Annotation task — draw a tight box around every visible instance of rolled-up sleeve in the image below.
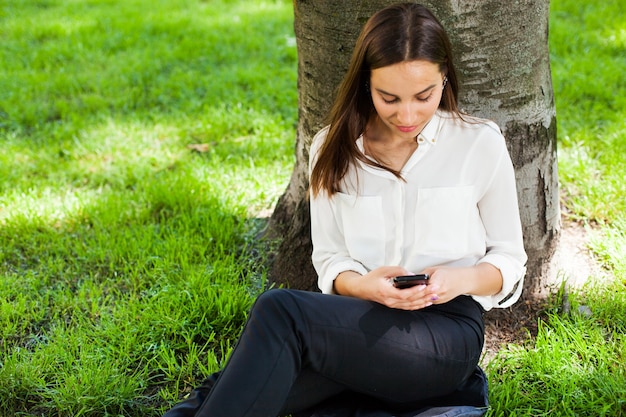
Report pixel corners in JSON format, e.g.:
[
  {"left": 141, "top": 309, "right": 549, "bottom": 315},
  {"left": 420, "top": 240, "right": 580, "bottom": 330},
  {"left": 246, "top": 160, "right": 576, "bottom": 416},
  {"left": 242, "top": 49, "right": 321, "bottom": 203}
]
[
  {"left": 310, "top": 192, "right": 369, "bottom": 293},
  {"left": 474, "top": 137, "right": 527, "bottom": 310}
]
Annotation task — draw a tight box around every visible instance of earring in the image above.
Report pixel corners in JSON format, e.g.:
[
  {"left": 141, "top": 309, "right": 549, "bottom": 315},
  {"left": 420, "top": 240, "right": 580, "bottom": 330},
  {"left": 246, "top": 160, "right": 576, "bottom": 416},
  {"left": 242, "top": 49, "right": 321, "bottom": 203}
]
[{"left": 442, "top": 76, "right": 448, "bottom": 89}]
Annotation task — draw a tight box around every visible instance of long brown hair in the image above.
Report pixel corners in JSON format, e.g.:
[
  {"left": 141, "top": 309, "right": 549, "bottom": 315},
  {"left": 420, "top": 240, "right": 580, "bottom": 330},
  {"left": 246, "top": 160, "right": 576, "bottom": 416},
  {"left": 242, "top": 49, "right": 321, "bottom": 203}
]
[{"left": 310, "top": 3, "right": 461, "bottom": 196}]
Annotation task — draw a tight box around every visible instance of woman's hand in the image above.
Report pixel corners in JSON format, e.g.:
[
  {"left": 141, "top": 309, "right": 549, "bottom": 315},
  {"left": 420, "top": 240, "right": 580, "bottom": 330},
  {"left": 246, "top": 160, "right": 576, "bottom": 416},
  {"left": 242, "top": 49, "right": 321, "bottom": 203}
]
[
  {"left": 334, "top": 263, "right": 503, "bottom": 309},
  {"left": 422, "top": 263, "right": 503, "bottom": 305},
  {"left": 334, "top": 266, "right": 440, "bottom": 310}
]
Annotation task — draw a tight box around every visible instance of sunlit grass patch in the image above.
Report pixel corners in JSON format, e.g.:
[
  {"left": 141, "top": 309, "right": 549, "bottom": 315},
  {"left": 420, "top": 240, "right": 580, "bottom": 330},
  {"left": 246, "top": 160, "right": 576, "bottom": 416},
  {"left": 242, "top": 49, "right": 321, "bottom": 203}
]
[
  {"left": 588, "top": 220, "right": 626, "bottom": 279},
  {"left": 550, "top": 0, "right": 626, "bottom": 224},
  {"left": 487, "top": 279, "right": 626, "bottom": 416}
]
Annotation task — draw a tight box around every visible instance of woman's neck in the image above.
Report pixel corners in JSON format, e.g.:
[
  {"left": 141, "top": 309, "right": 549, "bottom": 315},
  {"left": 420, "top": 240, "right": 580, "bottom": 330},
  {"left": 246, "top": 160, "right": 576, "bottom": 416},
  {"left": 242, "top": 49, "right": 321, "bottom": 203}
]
[{"left": 363, "top": 118, "right": 419, "bottom": 171}]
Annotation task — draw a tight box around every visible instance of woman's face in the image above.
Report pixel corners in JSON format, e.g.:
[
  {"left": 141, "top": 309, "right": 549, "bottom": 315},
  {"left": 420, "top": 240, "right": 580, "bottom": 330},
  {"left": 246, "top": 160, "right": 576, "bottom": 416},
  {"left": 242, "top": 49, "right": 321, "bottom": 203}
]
[{"left": 369, "top": 60, "right": 445, "bottom": 140}]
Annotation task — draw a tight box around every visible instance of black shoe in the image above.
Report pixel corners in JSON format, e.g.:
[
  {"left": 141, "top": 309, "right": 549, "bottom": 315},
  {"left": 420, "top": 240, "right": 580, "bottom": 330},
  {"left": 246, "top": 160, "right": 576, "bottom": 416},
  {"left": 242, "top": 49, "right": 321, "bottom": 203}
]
[{"left": 162, "top": 373, "right": 220, "bottom": 417}]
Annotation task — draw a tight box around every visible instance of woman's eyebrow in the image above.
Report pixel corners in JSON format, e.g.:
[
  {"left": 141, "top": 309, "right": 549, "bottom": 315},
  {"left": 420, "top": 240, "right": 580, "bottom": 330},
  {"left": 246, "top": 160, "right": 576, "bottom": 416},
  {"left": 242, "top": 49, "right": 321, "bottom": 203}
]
[{"left": 375, "top": 84, "right": 437, "bottom": 97}]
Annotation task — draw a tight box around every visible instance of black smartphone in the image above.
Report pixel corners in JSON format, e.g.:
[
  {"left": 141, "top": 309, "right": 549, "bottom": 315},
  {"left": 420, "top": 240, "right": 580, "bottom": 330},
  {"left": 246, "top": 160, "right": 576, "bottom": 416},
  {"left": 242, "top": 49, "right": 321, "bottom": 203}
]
[{"left": 392, "top": 274, "right": 430, "bottom": 289}]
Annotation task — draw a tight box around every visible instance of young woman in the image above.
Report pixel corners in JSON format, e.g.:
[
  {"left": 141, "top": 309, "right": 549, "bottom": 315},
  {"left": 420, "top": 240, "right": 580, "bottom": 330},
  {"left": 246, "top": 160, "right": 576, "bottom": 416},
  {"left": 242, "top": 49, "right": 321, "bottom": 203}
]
[{"left": 163, "top": 3, "right": 526, "bottom": 416}]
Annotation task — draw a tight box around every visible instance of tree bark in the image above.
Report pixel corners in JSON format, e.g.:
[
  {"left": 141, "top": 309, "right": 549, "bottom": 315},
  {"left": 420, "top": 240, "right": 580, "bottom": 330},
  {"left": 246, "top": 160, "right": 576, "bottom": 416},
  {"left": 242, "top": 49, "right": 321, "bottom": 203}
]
[{"left": 267, "top": 0, "right": 559, "bottom": 297}]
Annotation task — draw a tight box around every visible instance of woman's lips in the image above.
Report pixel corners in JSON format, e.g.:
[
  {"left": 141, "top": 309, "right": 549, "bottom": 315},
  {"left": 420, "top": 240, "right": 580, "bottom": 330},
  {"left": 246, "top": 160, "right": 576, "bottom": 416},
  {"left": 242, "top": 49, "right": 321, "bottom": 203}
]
[{"left": 397, "top": 125, "right": 417, "bottom": 133}]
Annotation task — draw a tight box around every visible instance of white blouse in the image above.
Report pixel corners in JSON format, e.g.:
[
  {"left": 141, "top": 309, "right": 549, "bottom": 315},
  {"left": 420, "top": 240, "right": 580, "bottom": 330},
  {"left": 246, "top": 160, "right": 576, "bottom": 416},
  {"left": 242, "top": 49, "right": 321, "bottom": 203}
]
[{"left": 309, "top": 111, "right": 527, "bottom": 311}]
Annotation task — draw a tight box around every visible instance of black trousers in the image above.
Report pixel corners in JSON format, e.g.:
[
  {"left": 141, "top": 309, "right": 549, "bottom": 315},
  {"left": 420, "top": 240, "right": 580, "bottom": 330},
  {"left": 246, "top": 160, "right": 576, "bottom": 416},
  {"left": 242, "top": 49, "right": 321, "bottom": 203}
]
[{"left": 191, "top": 289, "right": 485, "bottom": 417}]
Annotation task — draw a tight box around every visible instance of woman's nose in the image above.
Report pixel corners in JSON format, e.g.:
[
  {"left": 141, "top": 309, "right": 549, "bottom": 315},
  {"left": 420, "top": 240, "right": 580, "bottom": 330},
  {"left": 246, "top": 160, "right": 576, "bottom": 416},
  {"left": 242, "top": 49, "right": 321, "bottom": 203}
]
[{"left": 397, "top": 103, "right": 417, "bottom": 125}]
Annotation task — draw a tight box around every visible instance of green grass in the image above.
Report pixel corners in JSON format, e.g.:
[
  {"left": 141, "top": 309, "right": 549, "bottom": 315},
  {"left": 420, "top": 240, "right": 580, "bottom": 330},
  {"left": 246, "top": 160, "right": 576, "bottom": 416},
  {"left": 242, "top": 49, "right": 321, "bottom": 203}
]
[
  {"left": 487, "top": 281, "right": 626, "bottom": 416},
  {"left": 549, "top": 0, "right": 626, "bottom": 224},
  {"left": 0, "top": 0, "right": 624, "bottom": 416},
  {"left": 0, "top": 0, "right": 296, "bottom": 415}
]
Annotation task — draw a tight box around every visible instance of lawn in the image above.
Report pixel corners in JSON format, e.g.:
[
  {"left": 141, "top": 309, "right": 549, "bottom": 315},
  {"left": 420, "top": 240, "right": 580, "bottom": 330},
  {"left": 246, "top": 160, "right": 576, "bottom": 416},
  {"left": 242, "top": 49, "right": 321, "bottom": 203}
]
[{"left": 0, "top": 0, "right": 624, "bottom": 416}]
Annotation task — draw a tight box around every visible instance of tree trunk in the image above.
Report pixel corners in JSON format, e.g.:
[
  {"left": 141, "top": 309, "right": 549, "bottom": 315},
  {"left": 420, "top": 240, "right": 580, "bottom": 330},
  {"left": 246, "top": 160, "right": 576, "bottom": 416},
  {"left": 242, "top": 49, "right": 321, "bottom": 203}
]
[{"left": 267, "top": 0, "right": 559, "bottom": 297}]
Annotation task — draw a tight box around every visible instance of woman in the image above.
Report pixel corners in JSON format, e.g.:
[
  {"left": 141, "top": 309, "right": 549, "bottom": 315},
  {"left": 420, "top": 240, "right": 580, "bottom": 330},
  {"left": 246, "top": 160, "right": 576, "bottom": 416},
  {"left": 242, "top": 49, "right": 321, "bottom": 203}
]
[{"left": 163, "top": 3, "right": 526, "bottom": 417}]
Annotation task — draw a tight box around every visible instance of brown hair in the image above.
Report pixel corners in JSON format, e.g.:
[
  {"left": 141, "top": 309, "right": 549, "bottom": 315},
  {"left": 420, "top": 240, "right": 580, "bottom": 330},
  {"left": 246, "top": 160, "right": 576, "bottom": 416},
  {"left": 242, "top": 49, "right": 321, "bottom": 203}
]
[{"left": 310, "top": 3, "right": 460, "bottom": 196}]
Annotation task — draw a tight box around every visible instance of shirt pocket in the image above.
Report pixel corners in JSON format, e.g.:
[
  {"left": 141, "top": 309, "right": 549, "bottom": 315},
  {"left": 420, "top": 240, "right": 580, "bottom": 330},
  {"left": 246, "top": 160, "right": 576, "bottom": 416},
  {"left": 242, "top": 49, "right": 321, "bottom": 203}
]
[
  {"left": 414, "top": 186, "right": 476, "bottom": 257},
  {"left": 336, "top": 192, "right": 386, "bottom": 267}
]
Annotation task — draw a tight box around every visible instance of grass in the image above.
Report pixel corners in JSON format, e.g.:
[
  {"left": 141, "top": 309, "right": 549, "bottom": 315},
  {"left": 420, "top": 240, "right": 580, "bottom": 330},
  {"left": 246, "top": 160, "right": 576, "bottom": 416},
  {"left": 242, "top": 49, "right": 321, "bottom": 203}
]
[
  {"left": 487, "top": 280, "right": 626, "bottom": 416},
  {"left": 0, "top": 0, "right": 624, "bottom": 416},
  {"left": 0, "top": 0, "right": 296, "bottom": 415},
  {"left": 549, "top": 0, "right": 626, "bottom": 224}
]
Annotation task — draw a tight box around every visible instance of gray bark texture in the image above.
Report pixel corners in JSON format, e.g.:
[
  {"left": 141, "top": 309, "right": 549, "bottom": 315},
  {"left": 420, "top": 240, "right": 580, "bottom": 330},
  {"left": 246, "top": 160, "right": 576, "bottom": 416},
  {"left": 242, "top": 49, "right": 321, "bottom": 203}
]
[{"left": 267, "top": 0, "right": 559, "bottom": 298}]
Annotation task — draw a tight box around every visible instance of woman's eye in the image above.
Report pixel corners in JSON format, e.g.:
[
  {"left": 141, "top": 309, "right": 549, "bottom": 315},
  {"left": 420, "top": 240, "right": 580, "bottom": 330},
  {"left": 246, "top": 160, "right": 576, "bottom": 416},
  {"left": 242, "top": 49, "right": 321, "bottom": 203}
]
[
  {"left": 382, "top": 96, "right": 398, "bottom": 104},
  {"left": 417, "top": 93, "right": 434, "bottom": 102}
]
